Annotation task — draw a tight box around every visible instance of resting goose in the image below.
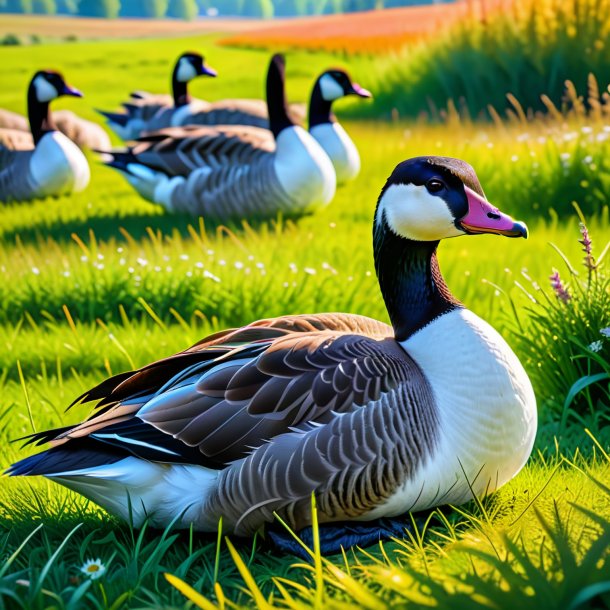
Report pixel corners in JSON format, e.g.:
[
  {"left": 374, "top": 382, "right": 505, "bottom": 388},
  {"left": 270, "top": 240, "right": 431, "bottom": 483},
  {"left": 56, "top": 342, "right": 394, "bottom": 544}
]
[
  {"left": 185, "top": 68, "right": 370, "bottom": 185},
  {"left": 101, "top": 54, "right": 336, "bottom": 220},
  {"left": 0, "top": 70, "right": 90, "bottom": 203},
  {"left": 0, "top": 107, "right": 110, "bottom": 151},
  {"left": 10, "top": 156, "right": 536, "bottom": 554},
  {"left": 97, "top": 51, "right": 218, "bottom": 140}
]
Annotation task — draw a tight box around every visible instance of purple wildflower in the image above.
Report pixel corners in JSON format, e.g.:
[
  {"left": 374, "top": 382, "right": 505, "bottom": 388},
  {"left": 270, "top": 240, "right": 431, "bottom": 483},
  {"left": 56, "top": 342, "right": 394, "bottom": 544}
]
[
  {"left": 579, "top": 222, "right": 596, "bottom": 271},
  {"left": 549, "top": 270, "right": 571, "bottom": 303}
]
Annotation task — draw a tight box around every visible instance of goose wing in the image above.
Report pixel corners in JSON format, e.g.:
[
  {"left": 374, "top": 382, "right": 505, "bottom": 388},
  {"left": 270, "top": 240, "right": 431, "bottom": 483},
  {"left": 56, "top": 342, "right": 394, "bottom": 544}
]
[
  {"left": 0, "top": 109, "right": 29, "bottom": 132},
  {"left": 186, "top": 100, "right": 306, "bottom": 130},
  {"left": 17, "top": 313, "right": 398, "bottom": 463},
  {"left": 128, "top": 124, "right": 276, "bottom": 176},
  {"left": 0, "top": 128, "right": 33, "bottom": 155},
  {"left": 52, "top": 110, "right": 111, "bottom": 150}
]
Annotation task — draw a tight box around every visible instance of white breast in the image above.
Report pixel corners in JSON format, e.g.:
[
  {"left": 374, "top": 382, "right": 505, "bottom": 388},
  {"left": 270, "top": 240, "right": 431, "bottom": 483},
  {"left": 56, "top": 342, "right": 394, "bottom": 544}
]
[
  {"left": 366, "top": 308, "right": 537, "bottom": 519},
  {"left": 30, "top": 132, "right": 90, "bottom": 196},
  {"left": 273, "top": 126, "right": 336, "bottom": 211},
  {"left": 309, "top": 122, "right": 360, "bottom": 184}
]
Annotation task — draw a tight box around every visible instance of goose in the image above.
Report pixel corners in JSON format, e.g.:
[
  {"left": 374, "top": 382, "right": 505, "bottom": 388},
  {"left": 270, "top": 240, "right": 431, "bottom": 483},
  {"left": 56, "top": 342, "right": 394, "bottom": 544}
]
[
  {"left": 101, "top": 54, "right": 336, "bottom": 220},
  {"left": 0, "top": 70, "right": 90, "bottom": 203},
  {"left": 0, "top": 106, "right": 110, "bottom": 151},
  {"left": 9, "top": 156, "right": 537, "bottom": 554},
  {"left": 97, "top": 51, "right": 218, "bottom": 141},
  {"left": 183, "top": 68, "right": 371, "bottom": 185}
]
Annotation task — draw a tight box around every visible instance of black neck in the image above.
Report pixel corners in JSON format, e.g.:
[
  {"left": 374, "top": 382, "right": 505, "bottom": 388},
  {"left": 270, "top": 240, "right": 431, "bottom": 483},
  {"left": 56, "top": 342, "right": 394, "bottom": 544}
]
[
  {"left": 374, "top": 217, "right": 461, "bottom": 341},
  {"left": 308, "top": 79, "right": 336, "bottom": 128},
  {"left": 266, "top": 56, "right": 293, "bottom": 138},
  {"left": 27, "top": 86, "right": 55, "bottom": 145},
  {"left": 171, "top": 66, "right": 190, "bottom": 107}
]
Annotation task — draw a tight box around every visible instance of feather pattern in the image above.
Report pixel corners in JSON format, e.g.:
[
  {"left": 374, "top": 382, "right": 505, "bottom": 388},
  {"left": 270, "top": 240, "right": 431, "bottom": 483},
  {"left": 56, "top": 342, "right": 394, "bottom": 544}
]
[{"left": 9, "top": 313, "right": 440, "bottom": 533}]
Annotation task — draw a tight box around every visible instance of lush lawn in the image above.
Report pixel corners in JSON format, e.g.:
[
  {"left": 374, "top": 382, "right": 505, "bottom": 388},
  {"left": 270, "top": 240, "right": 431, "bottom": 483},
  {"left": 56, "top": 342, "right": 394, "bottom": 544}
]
[{"left": 0, "top": 33, "right": 609, "bottom": 609}]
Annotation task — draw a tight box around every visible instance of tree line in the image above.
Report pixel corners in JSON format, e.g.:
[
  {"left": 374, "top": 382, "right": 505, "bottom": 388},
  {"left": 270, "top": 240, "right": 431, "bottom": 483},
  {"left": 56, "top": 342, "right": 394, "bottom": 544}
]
[{"left": 0, "top": 0, "right": 450, "bottom": 19}]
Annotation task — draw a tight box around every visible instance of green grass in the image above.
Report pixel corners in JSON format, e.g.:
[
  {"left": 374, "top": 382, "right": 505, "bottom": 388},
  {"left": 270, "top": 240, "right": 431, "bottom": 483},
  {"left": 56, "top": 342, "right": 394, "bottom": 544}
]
[
  {"left": 1, "top": 33, "right": 609, "bottom": 609},
  {"left": 360, "top": 0, "right": 610, "bottom": 121}
]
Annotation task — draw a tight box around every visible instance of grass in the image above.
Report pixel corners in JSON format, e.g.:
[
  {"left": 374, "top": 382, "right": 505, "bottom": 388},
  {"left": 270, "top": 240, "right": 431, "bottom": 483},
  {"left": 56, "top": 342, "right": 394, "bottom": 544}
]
[
  {"left": 1, "top": 31, "right": 609, "bottom": 609},
  {"left": 357, "top": 0, "right": 610, "bottom": 120}
]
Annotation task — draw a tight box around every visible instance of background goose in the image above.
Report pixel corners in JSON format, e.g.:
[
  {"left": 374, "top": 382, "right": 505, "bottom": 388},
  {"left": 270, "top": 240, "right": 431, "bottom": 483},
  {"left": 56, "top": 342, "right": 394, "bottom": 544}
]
[
  {"left": 97, "top": 52, "right": 218, "bottom": 141},
  {"left": 184, "top": 68, "right": 371, "bottom": 184},
  {"left": 101, "top": 54, "right": 336, "bottom": 220},
  {"left": 9, "top": 156, "right": 536, "bottom": 554},
  {"left": 0, "top": 70, "right": 90, "bottom": 203},
  {"left": 0, "top": 106, "right": 110, "bottom": 151}
]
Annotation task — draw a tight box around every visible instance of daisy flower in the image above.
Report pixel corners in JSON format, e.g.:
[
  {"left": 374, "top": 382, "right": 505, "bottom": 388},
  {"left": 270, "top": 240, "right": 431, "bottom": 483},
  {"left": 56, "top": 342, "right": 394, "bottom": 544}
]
[{"left": 80, "top": 559, "right": 106, "bottom": 580}]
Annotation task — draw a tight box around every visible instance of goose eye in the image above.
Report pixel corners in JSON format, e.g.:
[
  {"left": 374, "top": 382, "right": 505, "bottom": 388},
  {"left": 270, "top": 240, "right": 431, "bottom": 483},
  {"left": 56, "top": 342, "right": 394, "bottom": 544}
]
[{"left": 426, "top": 179, "right": 444, "bottom": 194}]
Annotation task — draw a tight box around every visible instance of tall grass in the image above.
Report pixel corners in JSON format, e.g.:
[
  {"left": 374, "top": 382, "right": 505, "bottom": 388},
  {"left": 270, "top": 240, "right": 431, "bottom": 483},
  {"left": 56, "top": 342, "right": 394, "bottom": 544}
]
[{"left": 364, "top": 0, "right": 610, "bottom": 120}]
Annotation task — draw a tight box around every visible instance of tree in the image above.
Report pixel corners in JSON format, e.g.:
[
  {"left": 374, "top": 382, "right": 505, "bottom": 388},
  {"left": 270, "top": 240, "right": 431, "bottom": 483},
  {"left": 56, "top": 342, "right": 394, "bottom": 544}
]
[
  {"left": 56, "top": 0, "right": 77, "bottom": 13},
  {"left": 167, "top": 0, "right": 197, "bottom": 19},
  {"left": 120, "top": 0, "right": 168, "bottom": 17},
  {"left": 241, "top": 0, "right": 271, "bottom": 16},
  {"left": 5, "top": 0, "right": 33, "bottom": 12},
  {"left": 32, "top": 0, "right": 56, "bottom": 12},
  {"left": 77, "top": 0, "right": 120, "bottom": 17}
]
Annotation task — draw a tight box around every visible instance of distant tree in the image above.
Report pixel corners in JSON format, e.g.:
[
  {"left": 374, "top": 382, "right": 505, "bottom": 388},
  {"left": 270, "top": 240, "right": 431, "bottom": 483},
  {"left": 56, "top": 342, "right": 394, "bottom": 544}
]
[
  {"left": 77, "top": 0, "right": 120, "bottom": 17},
  {"left": 32, "top": 0, "right": 56, "bottom": 13},
  {"left": 274, "top": 0, "right": 305, "bottom": 16},
  {"left": 120, "top": 0, "right": 168, "bottom": 17},
  {"left": 56, "top": 0, "right": 77, "bottom": 12},
  {"left": 5, "top": 0, "right": 33, "bottom": 12},
  {"left": 242, "top": 0, "right": 271, "bottom": 16},
  {"left": 214, "top": 0, "right": 242, "bottom": 15},
  {"left": 167, "top": 0, "right": 197, "bottom": 19}
]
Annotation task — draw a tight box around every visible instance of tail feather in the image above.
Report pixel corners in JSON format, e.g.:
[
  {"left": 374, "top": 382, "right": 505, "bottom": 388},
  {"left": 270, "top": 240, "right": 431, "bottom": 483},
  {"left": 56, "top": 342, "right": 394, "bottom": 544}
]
[
  {"left": 7, "top": 444, "right": 121, "bottom": 477},
  {"left": 96, "top": 109, "right": 130, "bottom": 127}
]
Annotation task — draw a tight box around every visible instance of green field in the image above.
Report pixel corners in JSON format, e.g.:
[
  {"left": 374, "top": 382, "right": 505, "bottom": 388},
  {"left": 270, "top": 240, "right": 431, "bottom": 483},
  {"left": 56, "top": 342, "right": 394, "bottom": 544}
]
[{"left": 1, "top": 33, "right": 610, "bottom": 609}]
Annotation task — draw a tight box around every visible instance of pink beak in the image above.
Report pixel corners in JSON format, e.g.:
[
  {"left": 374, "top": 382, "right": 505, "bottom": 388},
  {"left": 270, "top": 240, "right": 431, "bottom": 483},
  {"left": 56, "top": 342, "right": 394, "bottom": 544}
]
[
  {"left": 460, "top": 187, "right": 528, "bottom": 238},
  {"left": 350, "top": 83, "right": 372, "bottom": 98}
]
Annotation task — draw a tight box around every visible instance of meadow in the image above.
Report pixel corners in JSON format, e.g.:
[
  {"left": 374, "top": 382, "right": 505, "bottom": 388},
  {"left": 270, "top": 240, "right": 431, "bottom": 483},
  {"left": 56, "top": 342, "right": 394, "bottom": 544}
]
[{"left": 0, "top": 21, "right": 609, "bottom": 610}]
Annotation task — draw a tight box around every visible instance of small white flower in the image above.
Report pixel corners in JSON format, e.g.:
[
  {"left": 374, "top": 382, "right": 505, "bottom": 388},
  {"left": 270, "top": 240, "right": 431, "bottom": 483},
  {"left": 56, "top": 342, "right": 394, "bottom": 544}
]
[
  {"left": 234, "top": 261, "right": 244, "bottom": 269},
  {"left": 31, "top": 267, "right": 40, "bottom": 275},
  {"left": 79, "top": 559, "right": 106, "bottom": 580},
  {"left": 179, "top": 254, "right": 189, "bottom": 261},
  {"left": 304, "top": 267, "right": 316, "bottom": 275},
  {"left": 588, "top": 340, "right": 603, "bottom": 353},
  {"left": 203, "top": 270, "right": 220, "bottom": 283},
  {"left": 136, "top": 257, "right": 148, "bottom": 267}
]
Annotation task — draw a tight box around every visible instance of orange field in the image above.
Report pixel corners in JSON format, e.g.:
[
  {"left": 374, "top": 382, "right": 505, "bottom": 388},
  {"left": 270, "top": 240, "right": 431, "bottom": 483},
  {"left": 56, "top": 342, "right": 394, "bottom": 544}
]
[{"left": 220, "top": 0, "right": 507, "bottom": 55}]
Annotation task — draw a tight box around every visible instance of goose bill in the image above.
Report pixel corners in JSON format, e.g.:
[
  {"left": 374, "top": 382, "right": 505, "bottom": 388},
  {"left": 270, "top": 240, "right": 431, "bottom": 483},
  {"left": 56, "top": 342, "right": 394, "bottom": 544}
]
[
  {"left": 350, "top": 83, "right": 372, "bottom": 98},
  {"left": 460, "top": 186, "right": 528, "bottom": 238},
  {"left": 200, "top": 65, "right": 218, "bottom": 78},
  {"left": 62, "top": 84, "right": 83, "bottom": 98}
]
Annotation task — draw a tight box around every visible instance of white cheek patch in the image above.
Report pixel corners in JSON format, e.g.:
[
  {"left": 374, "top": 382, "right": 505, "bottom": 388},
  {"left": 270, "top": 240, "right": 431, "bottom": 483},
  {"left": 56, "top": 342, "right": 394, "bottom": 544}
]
[
  {"left": 319, "top": 74, "right": 344, "bottom": 101},
  {"left": 33, "top": 75, "right": 59, "bottom": 102},
  {"left": 376, "top": 183, "right": 465, "bottom": 241},
  {"left": 176, "top": 58, "right": 198, "bottom": 83}
]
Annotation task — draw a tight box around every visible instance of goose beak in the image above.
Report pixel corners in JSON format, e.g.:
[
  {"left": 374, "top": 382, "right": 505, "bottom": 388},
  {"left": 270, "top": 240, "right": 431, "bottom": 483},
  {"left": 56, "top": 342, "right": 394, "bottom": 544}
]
[
  {"left": 460, "top": 186, "right": 528, "bottom": 238},
  {"left": 200, "top": 64, "right": 218, "bottom": 78},
  {"left": 62, "top": 84, "right": 83, "bottom": 98},
  {"left": 350, "top": 83, "right": 372, "bottom": 98}
]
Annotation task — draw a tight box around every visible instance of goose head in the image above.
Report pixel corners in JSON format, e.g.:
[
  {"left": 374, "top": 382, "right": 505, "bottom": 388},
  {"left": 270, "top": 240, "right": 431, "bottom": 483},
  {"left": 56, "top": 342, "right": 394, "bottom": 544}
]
[
  {"left": 309, "top": 68, "right": 371, "bottom": 128},
  {"left": 374, "top": 157, "right": 527, "bottom": 340},
  {"left": 174, "top": 52, "right": 218, "bottom": 83},
  {"left": 28, "top": 70, "right": 82, "bottom": 144},
  {"left": 29, "top": 70, "right": 83, "bottom": 104},
  {"left": 375, "top": 156, "right": 527, "bottom": 242},
  {"left": 172, "top": 52, "right": 217, "bottom": 107}
]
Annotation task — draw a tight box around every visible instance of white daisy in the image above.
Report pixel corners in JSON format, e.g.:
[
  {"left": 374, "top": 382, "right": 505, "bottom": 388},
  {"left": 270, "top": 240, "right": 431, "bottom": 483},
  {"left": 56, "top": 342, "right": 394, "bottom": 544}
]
[{"left": 79, "top": 559, "right": 106, "bottom": 580}]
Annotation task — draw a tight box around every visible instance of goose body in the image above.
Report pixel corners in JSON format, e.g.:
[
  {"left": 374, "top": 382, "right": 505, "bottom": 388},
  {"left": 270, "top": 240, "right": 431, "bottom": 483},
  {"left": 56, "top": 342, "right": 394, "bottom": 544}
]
[
  {"left": 102, "top": 55, "right": 336, "bottom": 220},
  {"left": 186, "top": 68, "right": 370, "bottom": 185},
  {"left": 98, "top": 52, "right": 218, "bottom": 140},
  {"left": 0, "top": 71, "right": 90, "bottom": 204},
  {"left": 0, "top": 107, "right": 110, "bottom": 151},
  {"left": 10, "top": 156, "right": 536, "bottom": 550}
]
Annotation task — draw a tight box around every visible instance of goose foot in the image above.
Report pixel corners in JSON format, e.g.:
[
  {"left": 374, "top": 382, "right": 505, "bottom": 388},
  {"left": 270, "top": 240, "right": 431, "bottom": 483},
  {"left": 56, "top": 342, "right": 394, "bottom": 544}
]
[{"left": 267, "top": 516, "right": 412, "bottom": 559}]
